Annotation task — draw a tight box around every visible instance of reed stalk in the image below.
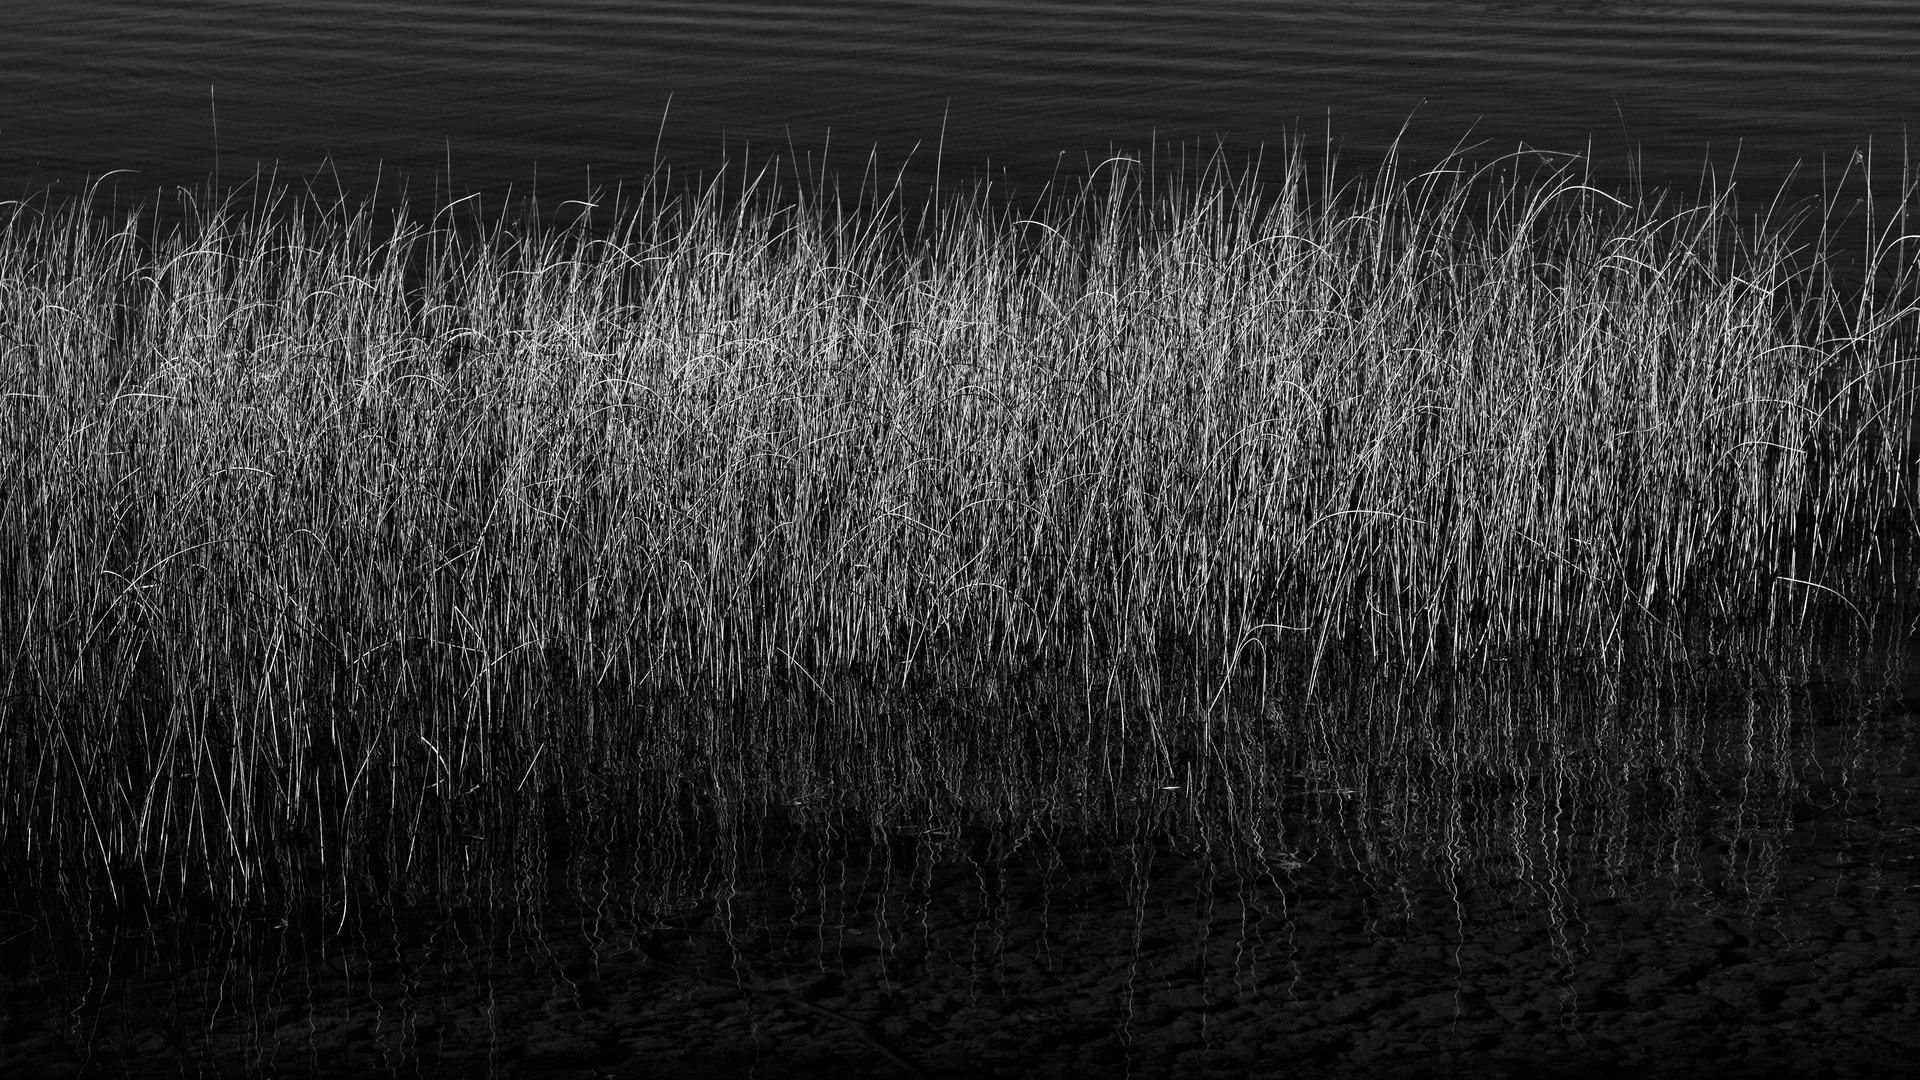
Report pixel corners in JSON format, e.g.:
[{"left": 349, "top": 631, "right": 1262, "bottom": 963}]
[{"left": 0, "top": 139, "right": 1914, "bottom": 926}]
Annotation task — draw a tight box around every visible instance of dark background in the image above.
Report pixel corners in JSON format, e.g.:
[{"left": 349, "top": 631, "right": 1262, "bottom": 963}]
[{"left": 3, "top": 0, "right": 1917, "bottom": 213}]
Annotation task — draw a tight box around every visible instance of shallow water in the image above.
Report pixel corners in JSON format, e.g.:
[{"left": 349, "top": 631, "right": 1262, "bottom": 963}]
[
  {"left": 4, "top": 637, "right": 1917, "bottom": 1078},
  {"left": 3, "top": 1, "right": 1916, "bottom": 207},
  {"left": 10, "top": 828, "right": 1920, "bottom": 1078}
]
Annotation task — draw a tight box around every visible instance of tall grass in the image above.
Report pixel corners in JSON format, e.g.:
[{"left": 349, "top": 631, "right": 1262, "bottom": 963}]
[{"left": 1, "top": 139, "right": 1916, "bottom": 928}]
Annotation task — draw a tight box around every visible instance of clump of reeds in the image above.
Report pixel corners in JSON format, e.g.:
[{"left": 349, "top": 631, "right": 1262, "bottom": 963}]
[{"left": 0, "top": 139, "right": 1914, "bottom": 928}]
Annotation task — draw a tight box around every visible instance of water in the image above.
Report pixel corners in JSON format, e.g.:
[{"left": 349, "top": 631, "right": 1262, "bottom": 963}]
[
  {"left": 4, "top": 649, "right": 1918, "bottom": 1077},
  {"left": 3, "top": 1, "right": 1917, "bottom": 210},
  {"left": 4, "top": 5, "right": 1920, "bottom": 1077}
]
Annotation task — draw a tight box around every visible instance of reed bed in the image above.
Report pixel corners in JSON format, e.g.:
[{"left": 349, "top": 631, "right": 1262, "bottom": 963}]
[{"left": 1, "top": 141, "right": 1916, "bottom": 928}]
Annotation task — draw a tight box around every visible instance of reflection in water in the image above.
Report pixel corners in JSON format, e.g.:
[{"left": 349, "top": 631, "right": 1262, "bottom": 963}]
[{"left": 4, "top": 641, "right": 1916, "bottom": 1077}]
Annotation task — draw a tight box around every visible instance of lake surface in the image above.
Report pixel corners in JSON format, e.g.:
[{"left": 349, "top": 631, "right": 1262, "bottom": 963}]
[
  {"left": 6, "top": 646, "right": 1919, "bottom": 1078},
  {"left": 5, "top": 6, "right": 1920, "bottom": 1077},
  {"left": 3, "top": 1, "right": 1918, "bottom": 210}
]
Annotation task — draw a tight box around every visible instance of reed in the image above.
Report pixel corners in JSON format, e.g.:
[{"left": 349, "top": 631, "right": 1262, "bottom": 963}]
[{"left": 0, "top": 139, "right": 1915, "bottom": 929}]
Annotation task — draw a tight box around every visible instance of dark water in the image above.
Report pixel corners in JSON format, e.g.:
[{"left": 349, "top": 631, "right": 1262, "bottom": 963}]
[
  {"left": 4, "top": 5, "right": 1920, "bottom": 1077},
  {"left": 4, "top": 644, "right": 1919, "bottom": 1078},
  {"left": 3, "top": 1, "right": 1918, "bottom": 209}
]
